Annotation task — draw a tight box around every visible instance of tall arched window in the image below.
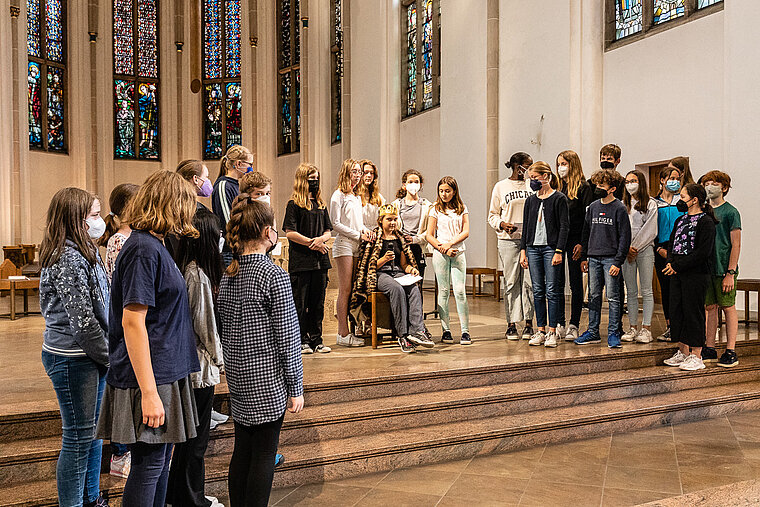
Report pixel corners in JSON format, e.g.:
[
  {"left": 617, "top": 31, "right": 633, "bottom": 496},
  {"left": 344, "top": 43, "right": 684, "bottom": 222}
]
[
  {"left": 330, "top": 0, "right": 342, "bottom": 144},
  {"left": 277, "top": 0, "right": 300, "bottom": 155},
  {"left": 401, "top": 0, "right": 440, "bottom": 119},
  {"left": 27, "top": 0, "right": 66, "bottom": 152},
  {"left": 202, "top": 0, "right": 242, "bottom": 160},
  {"left": 113, "top": 0, "right": 160, "bottom": 160}
]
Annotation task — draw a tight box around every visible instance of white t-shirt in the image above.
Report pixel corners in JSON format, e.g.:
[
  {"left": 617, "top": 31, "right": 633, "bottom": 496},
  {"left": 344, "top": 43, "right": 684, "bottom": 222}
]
[
  {"left": 430, "top": 205, "right": 469, "bottom": 251},
  {"left": 330, "top": 190, "right": 364, "bottom": 242}
]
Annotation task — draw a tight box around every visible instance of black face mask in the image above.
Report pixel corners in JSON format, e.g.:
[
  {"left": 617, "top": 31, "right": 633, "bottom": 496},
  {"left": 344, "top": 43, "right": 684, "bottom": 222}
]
[
  {"left": 308, "top": 179, "right": 320, "bottom": 194},
  {"left": 593, "top": 188, "right": 608, "bottom": 200},
  {"left": 600, "top": 160, "right": 615, "bottom": 170},
  {"left": 676, "top": 199, "right": 690, "bottom": 213}
]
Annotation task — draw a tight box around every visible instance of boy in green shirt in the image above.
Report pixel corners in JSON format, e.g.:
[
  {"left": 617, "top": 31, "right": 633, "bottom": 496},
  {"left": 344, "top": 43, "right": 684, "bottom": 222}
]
[{"left": 701, "top": 170, "right": 742, "bottom": 367}]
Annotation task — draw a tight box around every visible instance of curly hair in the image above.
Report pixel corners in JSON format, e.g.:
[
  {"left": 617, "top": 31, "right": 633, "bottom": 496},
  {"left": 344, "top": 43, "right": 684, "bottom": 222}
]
[
  {"left": 590, "top": 168, "right": 624, "bottom": 191},
  {"left": 239, "top": 171, "right": 272, "bottom": 195},
  {"left": 224, "top": 194, "right": 275, "bottom": 277}
]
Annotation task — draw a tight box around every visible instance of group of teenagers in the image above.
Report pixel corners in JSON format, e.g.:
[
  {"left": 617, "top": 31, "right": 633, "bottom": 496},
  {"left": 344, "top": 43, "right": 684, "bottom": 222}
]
[{"left": 37, "top": 140, "right": 741, "bottom": 507}]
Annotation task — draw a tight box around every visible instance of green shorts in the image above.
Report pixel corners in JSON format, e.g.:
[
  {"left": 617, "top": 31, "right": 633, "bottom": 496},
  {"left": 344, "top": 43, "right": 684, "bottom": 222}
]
[{"left": 705, "top": 272, "right": 737, "bottom": 308}]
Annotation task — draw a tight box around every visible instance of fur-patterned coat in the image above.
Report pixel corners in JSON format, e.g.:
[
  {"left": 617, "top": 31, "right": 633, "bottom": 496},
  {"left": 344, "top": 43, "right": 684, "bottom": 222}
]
[{"left": 350, "top": 227, "right": 419, "bottom": 313}]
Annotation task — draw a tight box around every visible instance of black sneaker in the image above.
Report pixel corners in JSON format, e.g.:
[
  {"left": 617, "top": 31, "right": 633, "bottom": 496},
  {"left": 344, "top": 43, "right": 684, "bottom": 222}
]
[
  {"left": 504, "top": 324, "right": 519, "bottom": 341},
  {"left": 460, "top": 333, "right": 472, "bottom": 345},
  {"left": 398, "top": 336, "right": 416, "bottom": 353},
  {"left": 701, "top": 346, "right": 718, "bottom": 363},
  {"left": 717, "top": 349, "right": 738, "bottom": 368},
  {"left": 521, "top": 325, "right": 534, "bottom": 340},
  {"left": 441, "top": 331, "right": 454, "bottom": 344}
]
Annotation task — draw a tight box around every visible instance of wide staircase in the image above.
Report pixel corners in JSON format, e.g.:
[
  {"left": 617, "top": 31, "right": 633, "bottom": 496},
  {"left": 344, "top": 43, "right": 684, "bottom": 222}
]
[{"left": 3, "top": 340, "right": 760, "bottom": 506}]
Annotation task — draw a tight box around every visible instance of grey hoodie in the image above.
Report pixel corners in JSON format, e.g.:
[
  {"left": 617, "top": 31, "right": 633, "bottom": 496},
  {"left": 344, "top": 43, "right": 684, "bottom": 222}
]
[{"left": 40, "top": 241, "right": 110, "bottom": 366}]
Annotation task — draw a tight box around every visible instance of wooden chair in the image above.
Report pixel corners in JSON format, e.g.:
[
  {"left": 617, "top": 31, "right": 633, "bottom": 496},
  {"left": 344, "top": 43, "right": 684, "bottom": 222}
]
[
  {"left": 737, "top": 279, "right": 760, "bottom": 328},
  {"left": 2, "top": 246, "right": 24, "bottom": 269},
  {"left": 351, "top": 292, "right": 397, "bottom": 349}
]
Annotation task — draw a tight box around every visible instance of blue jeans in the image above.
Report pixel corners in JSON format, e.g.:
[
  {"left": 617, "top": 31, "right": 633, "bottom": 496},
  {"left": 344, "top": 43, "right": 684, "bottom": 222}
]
[
  {"left": 431, "top": 250, "right": 470, "bottom": 333},
  {"left": 587, "top": 256, "right": 622, "bottom": 337},
  {"left": 123, "top": 442, "right": 174, "bottom": 507},
  {"left": 526, "top": 246, "right": 564, "bottom": 329},
  {"left": 41, "top": 351, "right": 105, "bottom": 507}
]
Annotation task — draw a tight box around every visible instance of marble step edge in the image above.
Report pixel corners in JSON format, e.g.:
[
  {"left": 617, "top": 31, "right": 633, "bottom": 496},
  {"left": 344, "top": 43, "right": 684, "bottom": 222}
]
[
  {"left": 2, "top": 361, "right": 758, "bottom": 467},
  {"left": 3, "top": 384, "right": 760, "bottom": 506}
]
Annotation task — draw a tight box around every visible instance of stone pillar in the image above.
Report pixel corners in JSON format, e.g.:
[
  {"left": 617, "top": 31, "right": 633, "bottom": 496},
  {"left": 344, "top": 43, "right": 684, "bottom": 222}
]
[
  {"left": 0, "top": 1, "right": 17, "bottom": 245},
  {"left": 303, "top": 0, "right": 331, "bottom": 174},
  {"left": 486, "top": 0, "right": 499, "bottom": 268},
  {"left": 340, "top": 0, "right": 351, "bottom": 159}
]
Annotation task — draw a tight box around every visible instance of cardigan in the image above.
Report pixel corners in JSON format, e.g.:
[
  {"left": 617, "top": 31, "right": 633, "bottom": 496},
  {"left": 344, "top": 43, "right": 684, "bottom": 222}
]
[{"left": 519, "top": 191, "right": 570, "bottom": 252}]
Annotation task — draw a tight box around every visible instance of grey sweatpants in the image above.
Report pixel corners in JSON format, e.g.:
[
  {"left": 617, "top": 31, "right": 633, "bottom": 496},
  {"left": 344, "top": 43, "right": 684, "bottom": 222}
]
[
  {"left": 498, "top": 238, "right": 534, "bottom": 324},
  {"left": 377, "top": 271, "right": 425, "bottom": 337}
]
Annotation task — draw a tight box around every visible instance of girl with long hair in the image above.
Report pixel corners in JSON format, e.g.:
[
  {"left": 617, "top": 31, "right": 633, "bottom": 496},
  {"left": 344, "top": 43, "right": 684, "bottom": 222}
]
[
  {"left": 519, "top": 162, "right": 570, "bottom": 348},
  {"left": 357, "top": 159, "right": 386, "bottom": 229},
  {"left": 653, "top": 166, "right": 686, "bottom": 341},
  {"left": 212, "top": 145, "right": 254, "bottom": 266},
  {"left": 426, "top": 176, "right": 471, "bottom": 344},
  {"left": 662, "top": 184, "right": 717, "bottom": 371},
  {"left": 668, "top": 156, "right": 695, "bottom": 186},
  {"left": 283, "top": 163, "right": 333, "bottom": 354},
  {"left": 391, "top": 169, "right": 433, "bottom": 278},
  {"left": 621, "top": 170, "right": 658, "bottom": 343},
  {"left": 555, "top": 150, "right": 592, "bottom": 342},
  {"left": 40, "top": 187, "right": 109, "bottom": 507},
  {"left": 96, "top": 171, "right": 201, "bottom": 507},
  {"left": 166, "top": 208, "right": 225, "bottom": 507},
  {"left": 218, "top": 196, "right": 304, "bottom": 506},
  {"left": 330, "top": 159, "right": 373, "bottom": 347}
]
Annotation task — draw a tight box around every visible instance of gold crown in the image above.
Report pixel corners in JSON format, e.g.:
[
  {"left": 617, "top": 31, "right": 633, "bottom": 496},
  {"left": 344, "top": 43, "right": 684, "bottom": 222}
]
[{"left": 378, "top": 204, "right": 398, "bottom": 217}]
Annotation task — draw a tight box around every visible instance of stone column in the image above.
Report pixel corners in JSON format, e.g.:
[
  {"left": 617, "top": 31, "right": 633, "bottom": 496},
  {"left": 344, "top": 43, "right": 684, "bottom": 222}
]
[
  {"left": 486, "top": 0, "right": 499, "bottom": 268},
  {"left": 0, "top": 1, "right": 17, "bottom": 244}
]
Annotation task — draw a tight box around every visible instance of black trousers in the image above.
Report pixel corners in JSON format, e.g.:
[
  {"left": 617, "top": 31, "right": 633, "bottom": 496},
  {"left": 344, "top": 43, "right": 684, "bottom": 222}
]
[
  {"left": 670, "top": 272, "right": 708, "bottom": 348},
  {"left": 290, "top": 269, "right": 328, "bottom": 348},
  {"left": 654, "top": 244, "right": 672, "bottom": 322},
  {"left": 166, "top": 385, "right": 215, "bottom": 507},
  {"left": 565, "top": 254, "right": 584, "bottom": 328},
  {"left": 228, "top": 414, "right": 285, "bottom": 507}
]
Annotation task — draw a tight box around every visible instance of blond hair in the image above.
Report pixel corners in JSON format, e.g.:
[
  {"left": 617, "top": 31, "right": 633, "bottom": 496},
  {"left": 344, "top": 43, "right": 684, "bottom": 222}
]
[
  {"left": 291, "top": 163, "right": 325, "bottom": 210},
  {"left": 239, "top": 171, "right": 272, "bottom": 195},
  {"left": 557, "top": 150, "right": 584, "bottom": 200},
  {"left": 336, "top": 158, "right": 358, "bottom": 194},
  {"left": 528, "top": 161, "right": 559, "bottom": 189},
  {"left": 357, "top": 159, "right": 383, "bottom": 206},
  {"left": 125, "top": 170, "right": 199, "bottom": 238},
  {"left": 218, "top": 145, "right": 253, "bottom": 179}
]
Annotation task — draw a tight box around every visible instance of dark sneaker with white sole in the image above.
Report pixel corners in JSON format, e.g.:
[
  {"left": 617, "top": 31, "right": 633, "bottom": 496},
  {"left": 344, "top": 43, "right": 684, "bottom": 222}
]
[
  {"left": 717, "top": 349, "right": 738, "bottom": 368},
  {"left": 460, "top": 333, "right": 472, "bottom": 345},
  {"left": 701, "top": 346, "right": 718, "bottom": 363},
  {"left": 441, "top": 331, "right": 454, "bottom": 344},
  {"left": 505, "top": 324, "right": 519, "bottom": 341},
  {"left": 408, "top": 332, "right": 435, "bottom": 348},
  {"left": 398, "top": 336, "right": 416, "bottom": 353}
]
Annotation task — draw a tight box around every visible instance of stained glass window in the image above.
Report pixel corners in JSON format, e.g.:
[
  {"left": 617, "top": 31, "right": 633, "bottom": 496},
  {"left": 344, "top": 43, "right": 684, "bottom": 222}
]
[
  {"left": 615, "top": 0, "right": 642, "bottom": 40},
  {"left": 330, "top": 0, "right": 342, "bottom": 144},
  {"left": 654, "top": 0, "right": 685, "bottom": 24},
  {"left": 26, "top": 0, "right": 67, "bottom": 152},
  {"left": 113, "top": 0, "right": 160, "bottom": 160},
  {"left": 697, "top": 0, "right": 721, "bottom": 8},
  {"left": 202, "top": 0, "right": 242, "bottom": 159},
  {"left": 402, "top": 0, "right": 439, "bottom": 119},
  {"left": 278, "top": 0, "right": 301, "bottom": 155}
]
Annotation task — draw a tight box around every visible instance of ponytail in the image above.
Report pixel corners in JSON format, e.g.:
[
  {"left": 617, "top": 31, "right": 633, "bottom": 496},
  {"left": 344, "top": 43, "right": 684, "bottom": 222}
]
[
  {"left": 218, "top": 145, "right": 254, "bottom": 180},
  {"left": 684, "top": 183, "right": 718, "bottom": 224},
  {"left": 98, "top": 183, "right": 139, "bottom": 247}
]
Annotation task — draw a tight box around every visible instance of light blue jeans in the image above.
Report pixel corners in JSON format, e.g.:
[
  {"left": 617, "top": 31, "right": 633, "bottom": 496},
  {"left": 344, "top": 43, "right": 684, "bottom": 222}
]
[
  {"left": 432, "top": 250, "right": 470, "bottom": 333},
  {"left": 622, "top": 245, "right": 655, "bottom": 327}
]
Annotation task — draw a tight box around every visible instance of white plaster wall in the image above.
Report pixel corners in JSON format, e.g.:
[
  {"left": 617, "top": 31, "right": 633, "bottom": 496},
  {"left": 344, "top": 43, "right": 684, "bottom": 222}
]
[{"left": 399, "top": 108, "right": 441, "bottom": 200}]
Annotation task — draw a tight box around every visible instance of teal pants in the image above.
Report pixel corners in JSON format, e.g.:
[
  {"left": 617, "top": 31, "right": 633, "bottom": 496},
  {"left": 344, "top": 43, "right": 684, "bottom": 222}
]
[{"left": 432, "top": 250, "right": 470, "bottom": 333}]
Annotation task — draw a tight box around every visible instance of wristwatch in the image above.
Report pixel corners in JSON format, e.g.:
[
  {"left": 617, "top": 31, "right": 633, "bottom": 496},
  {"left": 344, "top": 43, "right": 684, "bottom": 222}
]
[{"left": 726, "top": 269, "right": 737, "bottom": 276}]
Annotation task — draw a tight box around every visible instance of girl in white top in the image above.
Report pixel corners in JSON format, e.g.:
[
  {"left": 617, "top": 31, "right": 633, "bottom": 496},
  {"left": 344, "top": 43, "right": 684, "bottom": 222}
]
[
  {"left": 426, "top": 176, "right": 471, "bottom": 345},
  {"left": 330, "top": 159, "right": 372, "bottom": 347},
  {"left": 621, "top": 170, "right": 659, "bottom": 343},
  {"left": 358, "top": 159, "right": 386, "bottom": 229}
]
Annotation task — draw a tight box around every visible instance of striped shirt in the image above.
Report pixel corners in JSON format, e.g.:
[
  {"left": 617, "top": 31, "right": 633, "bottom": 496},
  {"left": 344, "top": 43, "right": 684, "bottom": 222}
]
[
  {"left": 212, "top": 176, "right": 239, "bottom": 251},
  {"left": 218, "top": 253, "right": 304, "bottom": 426}
]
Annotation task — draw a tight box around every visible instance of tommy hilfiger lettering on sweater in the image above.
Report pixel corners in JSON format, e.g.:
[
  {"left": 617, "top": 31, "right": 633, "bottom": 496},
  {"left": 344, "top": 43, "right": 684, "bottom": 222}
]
[{"left": 581, "top": 198, "right": 632, "bottom": 268}]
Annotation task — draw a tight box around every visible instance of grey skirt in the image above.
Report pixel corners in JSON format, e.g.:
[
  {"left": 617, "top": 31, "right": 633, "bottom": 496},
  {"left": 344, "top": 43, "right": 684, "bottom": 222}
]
[{"left": 96, "top": 376, "right": 199, "bottom": 445}]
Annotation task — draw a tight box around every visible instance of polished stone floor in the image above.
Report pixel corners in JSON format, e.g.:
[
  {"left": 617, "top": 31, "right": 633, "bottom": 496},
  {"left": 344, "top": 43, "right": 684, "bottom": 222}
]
[{"left": 268, "top": 413, "right": 760, "bottom": 506}]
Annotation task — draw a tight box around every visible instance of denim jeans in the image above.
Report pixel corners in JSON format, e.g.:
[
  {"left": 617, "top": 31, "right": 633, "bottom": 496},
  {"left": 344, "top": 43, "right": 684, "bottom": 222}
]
[
  {"left": 41, "top": 351, "right": 105, "bottom": 507},
  {"left": 526, "top": 246, "right": 564, "bottom": 329},
  {"left": 123, "top": 442, "right": 174, "bottom": 507},
  {"left": 431, "top": 250, "right": 470, "bottom": 333},
  {"left": 622, "top": 245, "right": 655, "bottom": 327},
  {"left": 587, "top": 256, "right": 622, "bottom": 337}
]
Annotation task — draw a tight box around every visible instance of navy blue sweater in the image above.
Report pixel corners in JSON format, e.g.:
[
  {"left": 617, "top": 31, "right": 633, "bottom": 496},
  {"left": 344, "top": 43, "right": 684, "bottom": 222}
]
[{"left": 581, "top": 199, "right": 632, "bottom": 267}]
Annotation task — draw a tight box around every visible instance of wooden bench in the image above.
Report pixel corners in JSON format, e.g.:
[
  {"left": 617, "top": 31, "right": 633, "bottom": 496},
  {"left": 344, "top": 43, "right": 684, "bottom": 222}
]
[
  {"left": 0, "top": 277, "right": 41, "bottom": 320},
  {"left": 737, "top": 279, "right": 760, "bottom": 328}
]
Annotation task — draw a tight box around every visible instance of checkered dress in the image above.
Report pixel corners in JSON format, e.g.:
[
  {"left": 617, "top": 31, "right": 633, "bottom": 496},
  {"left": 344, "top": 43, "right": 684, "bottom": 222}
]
[{"left": 218, "top": 253, "right": 304, "bottom": 426}]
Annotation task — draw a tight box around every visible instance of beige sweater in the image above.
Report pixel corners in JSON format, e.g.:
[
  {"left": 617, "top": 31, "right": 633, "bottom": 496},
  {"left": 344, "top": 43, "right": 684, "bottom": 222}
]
[{"left": 488, "top": 177, "right": 535, "bottom": 240}]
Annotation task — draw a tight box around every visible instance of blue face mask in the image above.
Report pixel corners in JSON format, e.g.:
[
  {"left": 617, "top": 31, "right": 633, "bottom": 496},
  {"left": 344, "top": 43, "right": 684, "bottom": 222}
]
[{"left": 665, "top": 180, "right": 681, "bottom": 193}]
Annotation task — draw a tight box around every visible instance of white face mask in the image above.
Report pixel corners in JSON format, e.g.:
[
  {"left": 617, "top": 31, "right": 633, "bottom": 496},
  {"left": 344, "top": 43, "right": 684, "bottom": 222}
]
[
  {"left": 405, "top": 182, "right": 420, "bottom": 195},
  {"left": 705, "top": 184, "right": 722, "bottom": 200},
  {"left": 85, "top": 216, "right": 106, "bottom": 240},
  {"left": 557, "top": 166, "right": 569, "bottom": 178},
  {"left": 218, "top": 235, "right": 225, "bottom": 253},
  {"left": 625, "top": 182, "right": 639, "bottom": 195},
  {"left": 255, "top": 195, "right": 271, "bottom": 205}
]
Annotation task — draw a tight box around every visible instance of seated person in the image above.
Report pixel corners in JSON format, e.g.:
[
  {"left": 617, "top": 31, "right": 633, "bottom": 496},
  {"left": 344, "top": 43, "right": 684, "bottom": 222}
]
[{"left": 351, "top": 205, "right": 435, "bottom": 353}]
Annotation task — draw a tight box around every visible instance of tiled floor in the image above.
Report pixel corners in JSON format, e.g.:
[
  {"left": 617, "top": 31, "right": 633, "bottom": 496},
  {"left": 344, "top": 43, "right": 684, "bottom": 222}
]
[{"left": 268, "top": 412, "right": 760, "bottom": 506}]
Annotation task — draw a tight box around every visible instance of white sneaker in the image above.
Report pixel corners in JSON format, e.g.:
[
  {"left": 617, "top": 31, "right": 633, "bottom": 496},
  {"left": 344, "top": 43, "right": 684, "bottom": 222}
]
[
  {"left": 565, "top": 325, "right": 579, "bottom": 342},
  {"left": 635, "top": 328, "right": 653, "bottom": 343},
  {"left": 337, "top": 333, "right": 364, "bottom": 347},
  {"left": 210, "top": 410, "right": 229, "bottom": 424},
  {"left": 664, "top": 349, "right": 688, "bottom": 366},
  {"left": 206, "top": 496, "right": 225, "bottom": 507},
  {"left": 301, "top": 344, "right": 314, "bottom": 354},
  {"left": 555, "top": 324, "right": 566, "bottom": 340},
  {"left": 622, "top": 327, "right": 638, "bottom": 342},
  {"left": 110, "top": 451, "right": 131, "bottom": 478},
  {"left": 528, "top": 331, "right": 546, "bottom": 346},
  {"left": 314, "top": 344, "right": 332, "bottom": 353},
  {"left": 544, "top": 332, "right": 558, "bottom": 348},
  {"left": 679, "top": 354, "right": 706, "bottom": 371}
]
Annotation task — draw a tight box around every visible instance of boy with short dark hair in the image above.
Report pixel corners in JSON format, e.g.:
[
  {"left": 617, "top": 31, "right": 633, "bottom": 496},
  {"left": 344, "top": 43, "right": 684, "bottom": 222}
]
[
  {"left": 701, "top": 170, "right": 742, "bottom": 367},
  {"left": 576, "top": 169, "right": 632, "bottom": 348}
]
